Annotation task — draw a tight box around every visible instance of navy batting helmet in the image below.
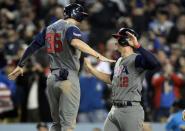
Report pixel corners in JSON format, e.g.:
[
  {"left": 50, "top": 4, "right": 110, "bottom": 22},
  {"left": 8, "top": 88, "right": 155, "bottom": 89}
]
[
  {"left": 112, "top": 28, "right": 138, "bottom": 46},
  {"left": 64, "top": 3, "right": 88, "bottom": 22}
]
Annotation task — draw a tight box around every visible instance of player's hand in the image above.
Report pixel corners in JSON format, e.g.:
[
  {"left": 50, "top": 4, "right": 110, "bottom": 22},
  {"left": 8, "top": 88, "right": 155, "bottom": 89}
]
[
  {"left": 98, "top": 55, "right": 116, "bottom": 63},
  {"left": 126, "top": 31, "right": 140, "bottom": 48},
  {"left": 84, "top": 58, "right": 93, "bottom": 74},
  {"left": 8, "top": 66, "right": 24, "bottom": 80}
]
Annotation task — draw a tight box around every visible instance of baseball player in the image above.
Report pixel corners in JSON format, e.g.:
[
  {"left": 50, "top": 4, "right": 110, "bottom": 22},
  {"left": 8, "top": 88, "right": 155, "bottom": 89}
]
[
  {"left": 84, "top": 28, "right": 160, "bottom": 131},
  {"left": 8, "top": 3, "right": 115, "bottom": 131}
]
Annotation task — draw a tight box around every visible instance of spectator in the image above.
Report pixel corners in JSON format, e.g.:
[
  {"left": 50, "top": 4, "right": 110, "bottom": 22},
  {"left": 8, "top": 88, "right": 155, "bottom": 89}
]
[
  {"left": 16, "top": 61, "right": 51, "bottom": 122},
  {"left": 0, "top": 50, "right": 7, "bottom": 69},
  {"left": 131, "top": 0, "right": 147, "bottom": 35},
  {"left": 45, "top": 5, "right": 64, "bottom": 25},
  {"left": 167, "top": 2, "right": 182, "bottom": 22},
  {"left": 153, "top": 33, "right": 171, "bottom": 55},
  {"left": 166, "top": 99, "right": 185, "bottom": 131},
  {"left": 152, "top": 62, "right": 184, "bottom": 122},
  {"left": 17, "top": 7, "right": 36, "bottom": 44},
  {"left": 168, "top": 13, "right": 185, "bottom": 44},
  {"left": 170, "top": 44, "right": 182, "bottom": 70},
  {"left": 4, "top": 27, "right": 21, "bottom": 59},
  {"left": 0, "top": 62, "right": 17, "bottom": 122},
  {"left": 88, "top": 0, "right": 121, "bottom": 46},
  {"left": 149, "top": 8, "right": 173, "bottom": 36},
  {"left": 177, "top": 33, "right": 185, "bottom": 52}
]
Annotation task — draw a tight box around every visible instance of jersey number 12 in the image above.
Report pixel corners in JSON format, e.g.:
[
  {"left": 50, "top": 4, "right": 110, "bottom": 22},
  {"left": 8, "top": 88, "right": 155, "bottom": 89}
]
[
  {"left": 46, "top": 33, "right": 63, "bottom": 53},
  {"left": 120, "top": 76, "right": 128, "bottom": 87}
]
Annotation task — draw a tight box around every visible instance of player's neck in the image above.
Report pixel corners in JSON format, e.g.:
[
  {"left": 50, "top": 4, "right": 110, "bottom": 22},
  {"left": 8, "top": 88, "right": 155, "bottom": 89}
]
[
  {"left": 66, "top": 18, "right": 79, "bottom": 26},
  {"left": 121, "top": 47, "right": 134, "bottom": 58},
  {"left": 121, "top": 51, "right": 134, "bottom": 58}
]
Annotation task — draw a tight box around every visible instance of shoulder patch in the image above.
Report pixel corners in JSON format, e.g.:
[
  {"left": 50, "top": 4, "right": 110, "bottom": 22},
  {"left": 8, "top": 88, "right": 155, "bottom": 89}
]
[{"left": 73, "top": 32, "right": 81, "bottom": 37}]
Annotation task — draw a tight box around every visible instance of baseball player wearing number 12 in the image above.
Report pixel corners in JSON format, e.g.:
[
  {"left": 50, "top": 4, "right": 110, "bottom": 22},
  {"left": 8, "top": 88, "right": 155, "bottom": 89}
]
[
  {"left": 84, "top": 28, "right": 160, "bottom": 131},
  {"left": 8, "top": 3, "right": 115, "bottom": 131}
]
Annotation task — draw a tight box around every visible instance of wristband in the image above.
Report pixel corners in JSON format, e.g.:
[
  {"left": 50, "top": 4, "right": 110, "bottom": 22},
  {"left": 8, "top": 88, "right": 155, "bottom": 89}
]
[
  {"left": 17, "top": 62, "right": 24, "bottom": 68},
  {"left": 96, "top": 54, "right": 100, "bottom": 59},
  {"left": 135, "top": 43, "right": 141, "bottom": 49}
]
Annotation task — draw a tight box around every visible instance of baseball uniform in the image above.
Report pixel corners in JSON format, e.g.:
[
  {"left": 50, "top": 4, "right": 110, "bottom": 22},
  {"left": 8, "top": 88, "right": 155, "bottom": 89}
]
[
  {"left": 17, "top": 19, "right": 85, "bottom": 131},
  {"left": 46, "top": 19, "right": 83, "bottom": 131},
  {"left": 104, "top": 47, "right": 160, "bottom": 131}
]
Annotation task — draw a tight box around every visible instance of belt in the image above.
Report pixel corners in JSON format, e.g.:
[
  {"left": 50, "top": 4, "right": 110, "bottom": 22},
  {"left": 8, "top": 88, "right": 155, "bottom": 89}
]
[
  {"left": 112, "top": 101, "right": 140, "bottom": 108},
  {"left": 50, "top": 68, "right": 60, "bottom": 72}
]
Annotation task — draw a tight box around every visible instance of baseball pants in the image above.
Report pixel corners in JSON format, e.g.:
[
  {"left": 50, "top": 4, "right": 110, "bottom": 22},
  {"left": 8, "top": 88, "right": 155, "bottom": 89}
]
[
  {"left": 104, "top": 105, "right": 144, "bottom": 131},
  {"left": 46, "top": 70, "right": 80, "bottom": 131}
]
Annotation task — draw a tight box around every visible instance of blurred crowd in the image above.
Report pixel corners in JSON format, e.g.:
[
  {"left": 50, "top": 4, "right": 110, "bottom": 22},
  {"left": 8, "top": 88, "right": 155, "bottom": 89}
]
[{"left": 0, "top": 0, "right": 185, "bottom": 127}]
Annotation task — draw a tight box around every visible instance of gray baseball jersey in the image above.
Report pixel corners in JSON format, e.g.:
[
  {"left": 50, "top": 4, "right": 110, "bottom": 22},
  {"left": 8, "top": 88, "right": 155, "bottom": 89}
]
[
  {"left": 17, "top": 19, "right": 84, "bottom": 131},
  {"left": 104, "top": 53, "right": 146, "bottom": 131},
  {"left": 103, "top": 46, "right": 160, "bottom": 131},
  {"left": 111, "top": 53, "right": 146, "bottom": 102},
  {"left": 45, "top": 19, "right": 81, "bottom": 73},
  {"left": 45, "top": 19, "right": 82, "bottom": 131}
]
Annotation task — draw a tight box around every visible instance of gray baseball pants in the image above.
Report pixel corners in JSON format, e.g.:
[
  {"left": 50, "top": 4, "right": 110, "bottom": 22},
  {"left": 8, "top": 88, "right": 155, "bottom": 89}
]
[
  {"left": 46, "top": 70, "right": 80, "bottom": 131},
  {"left": 104, "top": 105, "right": 144, "bottom": 131}
]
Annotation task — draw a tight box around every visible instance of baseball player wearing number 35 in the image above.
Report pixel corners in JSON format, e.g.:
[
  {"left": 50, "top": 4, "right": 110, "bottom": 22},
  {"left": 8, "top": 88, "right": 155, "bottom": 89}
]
[
  {"left": 84, "top": 28, "right": 160, "bottom": 131},
  {"left": 8, "top": 3, "right": 115, "bottom": 131}
]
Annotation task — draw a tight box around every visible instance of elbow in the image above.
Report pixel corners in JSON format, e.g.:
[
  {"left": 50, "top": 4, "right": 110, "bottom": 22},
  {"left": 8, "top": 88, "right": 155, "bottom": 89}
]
[
  {"left": 107, "top": 79, "right": 112, "bottom": 85},
  {"left": 71, "top": 39, "right": 78, "bottom": 48},
  {"left": 151, "top": 61, "right": 161, "bottom": 70},
  {"left": 71, "top": 39, "right": 84, "bottom": 51},
  {"left": 154, "top": 60, "right": 161, "bottom": 68}
]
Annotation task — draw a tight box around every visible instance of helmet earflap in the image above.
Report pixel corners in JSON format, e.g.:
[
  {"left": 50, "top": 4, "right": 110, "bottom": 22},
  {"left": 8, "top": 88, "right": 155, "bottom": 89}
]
[
  {"left": 70, "top": 8, "right": 84, "bottom": 22},
  {"left": 112, "top": 28, "right": 138, "bottom": 47},
  {"left": 64, "top": 3, "right": 88, "bottom": 22},
  {"left": 118, "top": 38, "right": 129, "bottom": 46}
]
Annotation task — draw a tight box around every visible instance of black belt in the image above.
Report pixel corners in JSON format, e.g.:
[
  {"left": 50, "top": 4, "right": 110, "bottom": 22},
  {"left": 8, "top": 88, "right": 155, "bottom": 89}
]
[
  {"left": 50, "top": 68, "right": 68, "bottom": 81},
  {"left": 112, "top": 101, "right": 140, "bottom": 108},
  {"left": 50, "top": 68, "right": 60, "bottom": 72}
]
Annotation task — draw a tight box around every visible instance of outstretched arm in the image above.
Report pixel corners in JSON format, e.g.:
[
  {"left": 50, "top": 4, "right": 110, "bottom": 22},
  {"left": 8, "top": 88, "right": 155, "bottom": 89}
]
[
  {"left": 84, "top": 58, "right": 112, "bottom": 84},
  {"left": 8, "top": 29, "right": 46, "bottom": 80},
  {"left": 71, "top": 39, "right": 115, "bottom": 63},
  {"left": 17, "top": 32, "right": 45, "bottom": 67},
  {"left": 66, "top": 26, "right": 115, "bottom": 63}
]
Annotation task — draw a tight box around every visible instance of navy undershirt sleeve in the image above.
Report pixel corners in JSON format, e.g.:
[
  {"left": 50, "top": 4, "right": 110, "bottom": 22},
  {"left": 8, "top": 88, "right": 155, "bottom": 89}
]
[
  {"left": 18, "top": 28, "right": 46, "bottom": 67},
  {"left": 110, "top": 72, "right": 114, "bottom": 81},
  {"left": 135, "top": 47, "right": 160, "bottom": 70},
  {"left": 66, "top": 26, "right": 82, "bottom": 44}
]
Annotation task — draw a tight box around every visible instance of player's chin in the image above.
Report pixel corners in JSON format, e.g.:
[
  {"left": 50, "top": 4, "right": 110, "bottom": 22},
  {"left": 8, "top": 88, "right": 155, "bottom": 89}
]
[
  {"left": 115, "top": 44, "right": 120, "bottom": 51},
  {"left": 114, "top": 46, "right": 118, "bottom": 51}
]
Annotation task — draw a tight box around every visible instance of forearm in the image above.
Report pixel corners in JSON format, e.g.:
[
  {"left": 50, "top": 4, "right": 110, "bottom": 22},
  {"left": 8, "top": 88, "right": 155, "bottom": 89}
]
[
  {"left": 18, "top": 40, "right": 42, "bottom": 67},
  {"left": 136, "top": 46, "right": 160, "bottom": 69},
  {"left": 71, "top": 39, "right": 100, "bottom": 58},
  {"left": 88, "top": 65, "right": 112, "bottom": 84}
]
